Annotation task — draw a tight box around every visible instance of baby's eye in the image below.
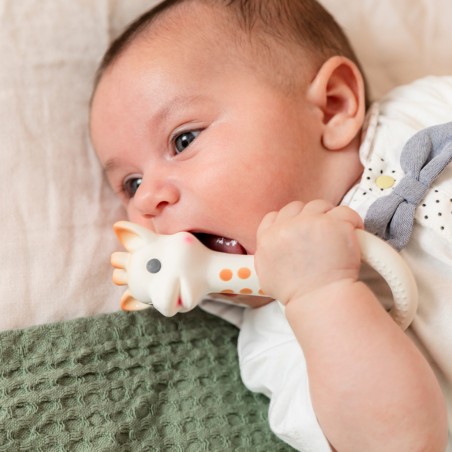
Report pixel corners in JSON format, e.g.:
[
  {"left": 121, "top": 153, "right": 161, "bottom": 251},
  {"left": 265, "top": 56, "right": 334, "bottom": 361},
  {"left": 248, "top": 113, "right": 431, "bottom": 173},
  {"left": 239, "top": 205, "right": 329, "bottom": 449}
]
[
  {"left": 174, "top": 130, "right": 200, "bottom": 154},
  {"left": 123, "top": 176, "right": 142, "bottom": 198}
]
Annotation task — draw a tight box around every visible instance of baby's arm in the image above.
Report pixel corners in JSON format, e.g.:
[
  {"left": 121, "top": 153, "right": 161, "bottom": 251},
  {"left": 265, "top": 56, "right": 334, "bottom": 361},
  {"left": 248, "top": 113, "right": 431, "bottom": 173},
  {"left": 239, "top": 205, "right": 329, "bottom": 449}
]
[{"left": 255, "top": 200, "right": 448, "bottom": 452}]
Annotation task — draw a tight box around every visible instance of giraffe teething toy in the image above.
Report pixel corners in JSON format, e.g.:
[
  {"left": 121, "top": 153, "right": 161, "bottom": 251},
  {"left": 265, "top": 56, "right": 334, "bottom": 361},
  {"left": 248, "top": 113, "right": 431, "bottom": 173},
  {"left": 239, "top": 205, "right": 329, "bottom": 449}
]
[{"left": 112, "top": 221, "right": 418, "bottom": 330}]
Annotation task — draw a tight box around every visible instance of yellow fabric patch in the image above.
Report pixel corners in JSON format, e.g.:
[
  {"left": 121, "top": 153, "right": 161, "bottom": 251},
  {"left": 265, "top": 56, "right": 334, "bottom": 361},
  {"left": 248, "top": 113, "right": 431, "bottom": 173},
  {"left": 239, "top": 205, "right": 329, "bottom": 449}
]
[{"left": 376, "top": 175, "right": 395, "bottom": 189}]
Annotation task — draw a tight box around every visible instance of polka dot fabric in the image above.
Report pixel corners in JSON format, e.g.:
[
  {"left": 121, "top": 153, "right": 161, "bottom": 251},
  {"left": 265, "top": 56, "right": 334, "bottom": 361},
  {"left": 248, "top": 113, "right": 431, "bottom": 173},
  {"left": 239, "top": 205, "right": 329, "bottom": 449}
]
[
  {"left": 0, "top": 309, "right": 294, "bottom": 452},
  {"left": 415, "top": 188, "right": 452, "bottom": 241}
]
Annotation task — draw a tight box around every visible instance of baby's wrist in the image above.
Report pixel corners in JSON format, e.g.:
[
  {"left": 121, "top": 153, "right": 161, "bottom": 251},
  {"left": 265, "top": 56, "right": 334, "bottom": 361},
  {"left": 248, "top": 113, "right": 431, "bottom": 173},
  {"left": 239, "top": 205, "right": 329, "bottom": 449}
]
[{"left": 284, "top": 278, "right": 364, "bottom": 319}]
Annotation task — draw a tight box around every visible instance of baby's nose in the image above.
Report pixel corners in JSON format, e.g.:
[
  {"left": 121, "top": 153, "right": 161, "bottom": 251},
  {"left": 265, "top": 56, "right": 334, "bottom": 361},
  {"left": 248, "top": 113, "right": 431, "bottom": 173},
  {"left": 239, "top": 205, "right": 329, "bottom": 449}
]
[{"left": 133, "top": 176, "right": 180, "bottom": 217}]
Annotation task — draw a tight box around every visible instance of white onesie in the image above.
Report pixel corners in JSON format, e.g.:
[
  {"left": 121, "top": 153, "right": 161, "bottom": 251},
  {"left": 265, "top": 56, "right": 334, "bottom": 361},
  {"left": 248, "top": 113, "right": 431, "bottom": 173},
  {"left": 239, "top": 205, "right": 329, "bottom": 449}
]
[{"left": 200, "top": 75, "right": 452, "bottom": 451}]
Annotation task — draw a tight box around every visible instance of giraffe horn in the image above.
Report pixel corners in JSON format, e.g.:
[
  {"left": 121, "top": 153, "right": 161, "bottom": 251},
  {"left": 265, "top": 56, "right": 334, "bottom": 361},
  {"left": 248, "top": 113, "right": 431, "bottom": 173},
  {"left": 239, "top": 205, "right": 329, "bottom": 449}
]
[
  {"left": 112, "top": 269, "right": 128, "bottom": 286},
  {"left": 120, "top": 289, "right": 151, "bottom": 311},
  {"left": 111, "top": 252, "right": 129, "bottom": 270}
]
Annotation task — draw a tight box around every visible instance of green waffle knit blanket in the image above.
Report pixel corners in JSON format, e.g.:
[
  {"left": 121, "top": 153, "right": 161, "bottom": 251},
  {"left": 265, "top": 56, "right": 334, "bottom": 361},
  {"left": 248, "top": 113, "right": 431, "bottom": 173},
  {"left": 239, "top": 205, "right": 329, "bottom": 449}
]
[{"left": 0, "top": 307, "right": 295, "bottom": 451}]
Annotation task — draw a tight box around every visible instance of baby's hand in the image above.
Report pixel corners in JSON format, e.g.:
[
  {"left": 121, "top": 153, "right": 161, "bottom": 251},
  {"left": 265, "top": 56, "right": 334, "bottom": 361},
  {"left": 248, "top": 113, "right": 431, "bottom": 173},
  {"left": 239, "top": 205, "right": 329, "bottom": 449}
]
[{"left": 254, "top": 200, "right": 364, "bottom": 306}]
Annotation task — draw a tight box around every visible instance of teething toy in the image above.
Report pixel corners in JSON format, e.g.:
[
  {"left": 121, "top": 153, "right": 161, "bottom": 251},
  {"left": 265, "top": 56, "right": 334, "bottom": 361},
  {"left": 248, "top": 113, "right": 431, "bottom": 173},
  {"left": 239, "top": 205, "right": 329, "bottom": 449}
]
[{"left": 111, "top": 221, "right": 418, "bottom": 330}]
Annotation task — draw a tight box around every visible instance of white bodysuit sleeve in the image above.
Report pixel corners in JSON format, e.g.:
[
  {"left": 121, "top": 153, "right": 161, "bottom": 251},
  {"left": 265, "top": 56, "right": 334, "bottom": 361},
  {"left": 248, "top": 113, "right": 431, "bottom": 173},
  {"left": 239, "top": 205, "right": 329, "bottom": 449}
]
[
  {"left": 198, "top": 298, "right": 246, "bottom": 328},
  {"left": 238, "top": 301, "right": 332, "bottom": 452}
]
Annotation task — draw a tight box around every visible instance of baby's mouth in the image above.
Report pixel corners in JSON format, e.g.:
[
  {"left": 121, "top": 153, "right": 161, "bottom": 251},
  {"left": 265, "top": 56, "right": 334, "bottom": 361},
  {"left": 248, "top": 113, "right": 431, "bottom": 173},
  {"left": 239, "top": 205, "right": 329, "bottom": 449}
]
[{"left": 192, "top": 233, "right": 247, "bottom": 255}]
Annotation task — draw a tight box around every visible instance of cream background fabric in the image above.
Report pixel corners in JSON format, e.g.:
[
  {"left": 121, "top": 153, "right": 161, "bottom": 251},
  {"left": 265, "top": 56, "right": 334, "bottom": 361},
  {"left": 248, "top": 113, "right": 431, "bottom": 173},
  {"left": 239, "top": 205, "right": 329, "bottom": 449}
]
[
  {"left": 320, "top": 0, "right": 452, "bottom": 100},
  {"left": 1, "top": 0, "right": 452, "bottom": 331},
  {"left": 0, "top": 0, "right": 157, "bottom": 330}
]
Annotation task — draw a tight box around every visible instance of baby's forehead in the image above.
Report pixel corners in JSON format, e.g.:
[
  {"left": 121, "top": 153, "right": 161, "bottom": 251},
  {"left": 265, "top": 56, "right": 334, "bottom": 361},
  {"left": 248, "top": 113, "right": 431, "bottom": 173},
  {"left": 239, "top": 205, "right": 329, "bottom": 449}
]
[
  {"left": 116, "top": 4, "right": 300, "bottom": 84},
  {"left": 133, "top": 3, "right": 234, "bottom": 57},
  {"left": 94, "top": 0, "right": 369, "bottom": 118},
  {"left": 113, "top": 14, "right": 239, "bottom": 81}
]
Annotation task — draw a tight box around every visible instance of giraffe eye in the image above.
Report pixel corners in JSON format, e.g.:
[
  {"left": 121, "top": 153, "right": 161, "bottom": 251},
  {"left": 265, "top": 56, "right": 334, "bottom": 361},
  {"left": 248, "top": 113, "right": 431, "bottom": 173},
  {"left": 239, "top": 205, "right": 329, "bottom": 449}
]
[{"left": 146, "top": 259, "right": 161, "bottom": 274}]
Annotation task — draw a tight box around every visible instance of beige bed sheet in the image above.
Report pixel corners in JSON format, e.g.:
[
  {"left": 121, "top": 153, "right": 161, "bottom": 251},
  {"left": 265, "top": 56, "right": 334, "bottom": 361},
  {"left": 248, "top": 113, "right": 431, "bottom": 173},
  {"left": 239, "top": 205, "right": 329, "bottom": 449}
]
[{"left": 0, "top": 0, "right": 451, "bottom": 331}]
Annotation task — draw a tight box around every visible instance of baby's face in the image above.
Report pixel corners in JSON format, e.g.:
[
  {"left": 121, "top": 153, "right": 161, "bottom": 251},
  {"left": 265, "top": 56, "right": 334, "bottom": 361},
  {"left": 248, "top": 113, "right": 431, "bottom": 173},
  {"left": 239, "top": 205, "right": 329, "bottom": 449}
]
[{"left": 90, "top": 12, "right": 330, "bottom": 305}]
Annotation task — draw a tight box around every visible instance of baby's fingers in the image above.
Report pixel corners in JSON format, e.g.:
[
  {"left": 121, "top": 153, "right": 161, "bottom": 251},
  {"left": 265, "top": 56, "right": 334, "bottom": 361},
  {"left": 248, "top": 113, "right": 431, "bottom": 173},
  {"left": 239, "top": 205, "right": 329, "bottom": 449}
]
[
  {"left": 274, "top": 201, "right": 305, "bottom": 224},
  {"left": 256, "top": 211, "right": 278, "bottom": 239},
  {"left": 257, "top": 201, "right": 305, "bottom": 238},
  {"left": 326, "top": 206, "right": 364, "bottom": 230},
  {"left": 300, "top": 199, "right": 334, "bottom": 216}
]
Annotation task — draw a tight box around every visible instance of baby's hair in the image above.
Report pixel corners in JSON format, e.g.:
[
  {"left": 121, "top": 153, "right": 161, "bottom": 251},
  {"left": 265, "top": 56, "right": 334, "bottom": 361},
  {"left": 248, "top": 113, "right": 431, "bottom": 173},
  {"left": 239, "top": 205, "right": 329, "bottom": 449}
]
[{"left": 93, "top": 0, "right": 369, "bottom": 107}]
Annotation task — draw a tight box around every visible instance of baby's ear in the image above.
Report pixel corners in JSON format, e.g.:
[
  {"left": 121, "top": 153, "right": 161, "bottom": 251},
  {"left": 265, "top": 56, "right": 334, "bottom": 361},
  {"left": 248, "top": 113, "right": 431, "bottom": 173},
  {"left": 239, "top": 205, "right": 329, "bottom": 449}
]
[
  {"left": 113, "top": 221, "right": 156, "bottom": 252},
  {"left": 307, "top": 56, "right": 366, "bottom": 151}
]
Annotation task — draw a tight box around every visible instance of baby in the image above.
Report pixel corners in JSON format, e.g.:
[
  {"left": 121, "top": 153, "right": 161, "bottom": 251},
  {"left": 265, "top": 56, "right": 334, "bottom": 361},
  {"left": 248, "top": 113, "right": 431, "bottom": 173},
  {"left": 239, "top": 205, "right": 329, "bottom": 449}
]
[{"left": 90, "top": 0, "right": 452, "bottom": 450}]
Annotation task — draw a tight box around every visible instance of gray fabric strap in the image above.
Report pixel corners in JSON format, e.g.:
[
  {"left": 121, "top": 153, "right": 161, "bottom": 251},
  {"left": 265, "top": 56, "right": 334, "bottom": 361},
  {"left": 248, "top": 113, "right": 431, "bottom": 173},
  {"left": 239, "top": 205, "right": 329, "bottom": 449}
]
[{"left": 364, "top": 122, "right": 452, "bottom": 251}]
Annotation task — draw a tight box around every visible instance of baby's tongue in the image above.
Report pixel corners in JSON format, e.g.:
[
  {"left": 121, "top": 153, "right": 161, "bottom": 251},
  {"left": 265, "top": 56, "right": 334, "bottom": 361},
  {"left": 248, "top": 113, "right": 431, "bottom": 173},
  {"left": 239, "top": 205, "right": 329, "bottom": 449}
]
[{"left": 194, "top": 233, "right": 247, "bottom": 255}]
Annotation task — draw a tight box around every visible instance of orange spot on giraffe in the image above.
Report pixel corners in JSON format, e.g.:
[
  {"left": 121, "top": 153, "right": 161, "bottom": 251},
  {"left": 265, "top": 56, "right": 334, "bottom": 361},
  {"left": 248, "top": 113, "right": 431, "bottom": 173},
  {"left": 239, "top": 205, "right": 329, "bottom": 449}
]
[
  {"left": 237, "top": 267, "right": 251, "bottom": 280},
  {"left": 240, "top": 289, "right": 253, "bottom": 295},
  {"left": 221, "top": 290, "right": 234, "bottom": 294},
  {"left": 258, "top": 289, "right": 265, "bottom": 295},
  {"left": 219, "top": 269, "right": 233, "bottom": 281}
]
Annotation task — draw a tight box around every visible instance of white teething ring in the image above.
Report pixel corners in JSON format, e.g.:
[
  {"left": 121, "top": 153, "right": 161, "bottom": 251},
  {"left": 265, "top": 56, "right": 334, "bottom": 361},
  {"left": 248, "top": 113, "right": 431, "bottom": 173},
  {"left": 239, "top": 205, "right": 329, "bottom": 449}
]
[
  {"left": 112, "top": 222, "right": 418, "bottom": 329},
  {"left": 356, "top": 229, "right": 417, "bottom": 330}
]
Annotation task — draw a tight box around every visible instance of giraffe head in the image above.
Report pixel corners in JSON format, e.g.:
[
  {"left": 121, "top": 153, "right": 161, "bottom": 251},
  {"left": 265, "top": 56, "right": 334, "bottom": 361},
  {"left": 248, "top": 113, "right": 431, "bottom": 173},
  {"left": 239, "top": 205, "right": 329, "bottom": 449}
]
[{"left": 112, "top": 221, "right": 211, "bottom": 317}]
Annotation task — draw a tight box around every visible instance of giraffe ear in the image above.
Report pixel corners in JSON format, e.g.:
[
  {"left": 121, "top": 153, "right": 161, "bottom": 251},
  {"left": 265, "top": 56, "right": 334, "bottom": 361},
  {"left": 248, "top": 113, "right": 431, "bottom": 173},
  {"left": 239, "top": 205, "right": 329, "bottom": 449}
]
[
  {"left": 113, "top": 221, "right": 157, "bottom": 253},
  {"left": 120, "top": 288, "right": 151, "bottom": 311}
]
